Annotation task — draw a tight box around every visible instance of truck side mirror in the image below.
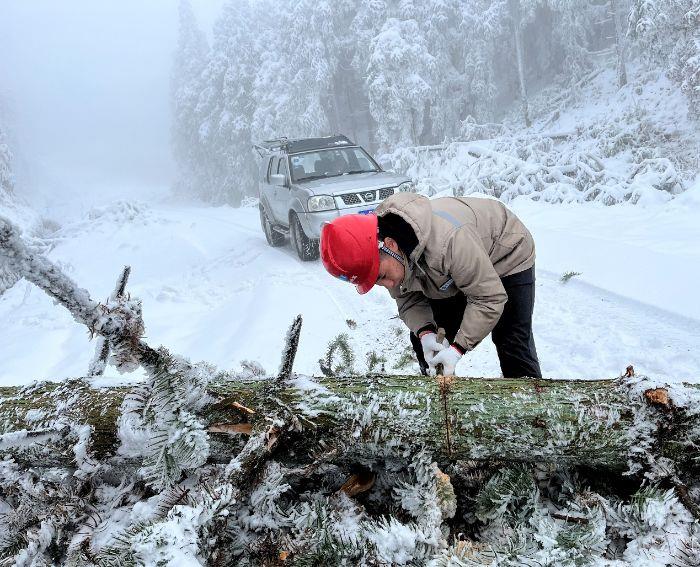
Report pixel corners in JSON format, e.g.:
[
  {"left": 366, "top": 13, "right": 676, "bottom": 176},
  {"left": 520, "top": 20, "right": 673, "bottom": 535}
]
[{"left": 270, "top": 173, "right": 287, "bottom": 187}]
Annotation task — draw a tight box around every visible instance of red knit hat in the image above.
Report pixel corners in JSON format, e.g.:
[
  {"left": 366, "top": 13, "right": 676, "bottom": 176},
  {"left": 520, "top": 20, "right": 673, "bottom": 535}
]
[{"left": 320, "top": 214, "right": 379, "bottom": 294}]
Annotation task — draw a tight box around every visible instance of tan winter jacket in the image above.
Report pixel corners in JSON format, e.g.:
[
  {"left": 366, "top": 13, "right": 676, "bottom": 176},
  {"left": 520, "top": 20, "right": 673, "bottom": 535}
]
[{"left": 375, "top": 193, "right": 535, "bottom": 352}]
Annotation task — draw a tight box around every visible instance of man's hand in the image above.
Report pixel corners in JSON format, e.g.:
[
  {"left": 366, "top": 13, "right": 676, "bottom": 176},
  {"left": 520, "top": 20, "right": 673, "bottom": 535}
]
[
  {"left": 429, "top": 345, "right": 462, "bottom": 376},
  {"left": 419, "top": 331, "right": 448, "bottom": 365}
]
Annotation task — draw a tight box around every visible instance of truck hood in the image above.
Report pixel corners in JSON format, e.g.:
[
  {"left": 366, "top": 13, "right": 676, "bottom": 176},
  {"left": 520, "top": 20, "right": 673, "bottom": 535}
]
[{"left": 298, "top": 171, "right": 410, "bottom": 195}]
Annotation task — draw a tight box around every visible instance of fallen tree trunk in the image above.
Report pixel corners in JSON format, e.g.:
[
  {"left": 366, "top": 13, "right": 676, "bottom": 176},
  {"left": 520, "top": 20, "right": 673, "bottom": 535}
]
[
  {"left": 4, "top": 214, "right": 695, "bottom": 479},
  {"left": 1, "top": 373, "right": 698, "bottom": 476}
]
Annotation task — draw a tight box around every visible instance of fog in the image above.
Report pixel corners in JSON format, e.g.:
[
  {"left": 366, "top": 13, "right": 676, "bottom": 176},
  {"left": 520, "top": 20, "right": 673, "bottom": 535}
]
[{"left": 0, "top": 0, "right": 224, "bottom": 214}]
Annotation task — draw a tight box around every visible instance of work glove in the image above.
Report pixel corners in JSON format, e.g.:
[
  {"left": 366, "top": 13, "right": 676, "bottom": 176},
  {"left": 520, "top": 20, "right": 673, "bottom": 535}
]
[
  {"left": 429, "top": 345, "right": 462, "bottom": 376},
  {"left": 419, "top": 332, "right": 449, "bottom": 365}
]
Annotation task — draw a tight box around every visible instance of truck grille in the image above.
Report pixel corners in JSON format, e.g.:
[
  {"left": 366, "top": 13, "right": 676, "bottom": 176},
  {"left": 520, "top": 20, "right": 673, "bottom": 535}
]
[
  {"left": 340, "top": 193, "right": 361, "bottom": 205},
  {"left": 339, "top": 187, "right": 394, "bottom": 206}
]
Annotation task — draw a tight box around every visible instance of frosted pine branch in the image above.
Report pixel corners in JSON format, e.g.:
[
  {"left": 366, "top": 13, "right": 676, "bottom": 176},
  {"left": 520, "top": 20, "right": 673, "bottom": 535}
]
[
  {"left": 88, "top": 265, "right": 132, "bottom": 376},
  {"left": 278, "top": 314, "right": 302, "bottom": 382},
  {"left": 0, "top": 216, "right": 100, "bottom": 328}
]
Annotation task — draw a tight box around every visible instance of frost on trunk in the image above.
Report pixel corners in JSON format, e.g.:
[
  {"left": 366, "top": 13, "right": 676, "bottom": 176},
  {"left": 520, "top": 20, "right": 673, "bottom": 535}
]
[
  {"left": 509, "top": 0, "right": 531, "bottom": 128},
  {"left": 1, "top": 215, "right": 699, "bottom": 565}
]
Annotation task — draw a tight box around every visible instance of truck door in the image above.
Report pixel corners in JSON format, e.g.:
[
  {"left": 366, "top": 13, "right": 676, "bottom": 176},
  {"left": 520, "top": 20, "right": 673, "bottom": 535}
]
[{"left": 273, "top": 157, "right": 291, "bottom": 223}]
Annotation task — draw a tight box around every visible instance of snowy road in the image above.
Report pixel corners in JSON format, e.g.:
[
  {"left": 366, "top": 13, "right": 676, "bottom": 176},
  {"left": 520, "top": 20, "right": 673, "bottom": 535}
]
[{"left": 1, "top": 193, "right": 699, "bottom": 386}]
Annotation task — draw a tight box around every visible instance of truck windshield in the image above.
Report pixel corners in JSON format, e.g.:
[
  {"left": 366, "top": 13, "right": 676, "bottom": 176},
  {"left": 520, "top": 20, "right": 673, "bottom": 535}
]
[{"left": 289, "top": 147, "right": 379, "bottom": 182}]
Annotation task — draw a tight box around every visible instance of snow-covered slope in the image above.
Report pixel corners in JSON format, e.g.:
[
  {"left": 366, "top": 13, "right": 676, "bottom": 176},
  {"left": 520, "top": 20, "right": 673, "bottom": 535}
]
[
  {"left": 382, "top": 66, "right": 700, "bottom": 207},
  {"left": 2, "top": 187, "right": 699, "bottom": 386}
]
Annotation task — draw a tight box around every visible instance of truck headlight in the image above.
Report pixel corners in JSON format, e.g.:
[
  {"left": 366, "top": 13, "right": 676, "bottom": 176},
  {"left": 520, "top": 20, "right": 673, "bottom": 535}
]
[
  {"left": 307, "top": 195, "right": 336, "bottom": 212},
  {"left": 397, "top": 181, "right": 416, "bottom": 193}
]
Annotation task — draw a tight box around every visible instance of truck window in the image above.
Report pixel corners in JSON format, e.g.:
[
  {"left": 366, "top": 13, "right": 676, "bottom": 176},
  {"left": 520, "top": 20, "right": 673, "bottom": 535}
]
[
  {"left": 277, "top": 157, "right": 289, "bottom": 181},
  {"left": 266, "top": 157, "right": 276, "bottom": 182}
]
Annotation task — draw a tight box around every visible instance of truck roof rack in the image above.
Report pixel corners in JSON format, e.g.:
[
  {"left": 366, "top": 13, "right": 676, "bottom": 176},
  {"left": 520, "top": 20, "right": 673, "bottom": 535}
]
[
  {"left": 253, "top": 137, "right": 289, "bottom": 154},
  {"left": 253, "top": 135, "right": 355, "bottom": 157}
]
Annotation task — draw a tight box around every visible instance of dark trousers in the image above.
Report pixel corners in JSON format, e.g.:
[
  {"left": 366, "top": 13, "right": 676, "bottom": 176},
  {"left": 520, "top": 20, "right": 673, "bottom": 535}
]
[{"left": 410, "top": 266, "right": 542, "bottom": 378}]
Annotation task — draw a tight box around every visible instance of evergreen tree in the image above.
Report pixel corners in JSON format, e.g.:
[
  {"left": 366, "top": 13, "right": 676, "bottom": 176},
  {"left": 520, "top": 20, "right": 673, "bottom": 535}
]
[
  {"left": 171, "top": 0, "right": 210, "bottom": 200},
  {"left": 251, "top": 0, "right": 336, "bottom": 141},
  {"left": 629, "top": 0, "right": 700, "bottom": 119},
  {"left": 0, "top": 124, "right": 13, "bottom": 201},
  {"left": 545, "top": 0, "right": 598, "bottom": 84},
  {"left": 459, "top": 0, "right": 509, "bottom": 124},
  {"left": 327, "top": 1, "right": 374, "bottom": 149},
  {"left": 420, "top": 0, "right": 469, "bottom": 142},
  {"left": 349, "top": 0, "right": 391, "bottom": 148},
  {"left": 199, "top": 0, "right": 259, "bottom": 205},
  {"left": 366, "top": 17, "right": 435, "bottom": 149}
]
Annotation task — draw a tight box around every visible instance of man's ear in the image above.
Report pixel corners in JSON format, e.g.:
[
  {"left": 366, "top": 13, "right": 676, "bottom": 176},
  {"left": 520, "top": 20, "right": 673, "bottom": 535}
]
[{"left": 382, "top": 237, "right": 400, "bottom": 252}]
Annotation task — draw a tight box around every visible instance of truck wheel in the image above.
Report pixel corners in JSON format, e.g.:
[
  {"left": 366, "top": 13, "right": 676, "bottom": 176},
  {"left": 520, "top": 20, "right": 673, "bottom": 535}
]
[
  {"left": 290, "top": 213, "right": 319, "bottom": 261},
  {"left": 260, "top": 206, "right": 285, "bottom": 247}
]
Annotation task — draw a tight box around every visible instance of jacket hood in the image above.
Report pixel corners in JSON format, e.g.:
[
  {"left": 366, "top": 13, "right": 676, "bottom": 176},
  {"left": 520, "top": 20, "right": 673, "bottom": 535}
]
[{"left": 375, "top": 193, "right": 433, "bottom": 261}]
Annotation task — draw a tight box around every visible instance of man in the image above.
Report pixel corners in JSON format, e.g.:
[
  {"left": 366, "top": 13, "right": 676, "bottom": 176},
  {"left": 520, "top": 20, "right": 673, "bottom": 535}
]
[{"left": 320, "top": 192, "right": 541, "bottom": 378}]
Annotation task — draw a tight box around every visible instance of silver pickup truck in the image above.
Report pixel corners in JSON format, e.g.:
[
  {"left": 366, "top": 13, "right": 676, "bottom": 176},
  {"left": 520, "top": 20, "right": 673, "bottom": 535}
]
[{"left": 255, "top": 135, "right": 414, "bottom": 260}]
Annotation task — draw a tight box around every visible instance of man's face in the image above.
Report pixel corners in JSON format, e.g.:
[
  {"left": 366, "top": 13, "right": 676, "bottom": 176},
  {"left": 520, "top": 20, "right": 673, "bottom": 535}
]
[{"left": 375, "top": 237, "right": 405, "bottom": 289}]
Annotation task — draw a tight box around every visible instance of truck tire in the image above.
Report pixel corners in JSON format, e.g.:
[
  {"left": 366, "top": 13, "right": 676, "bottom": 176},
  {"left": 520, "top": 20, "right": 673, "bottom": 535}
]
[
  {"left": 260, "top": 206, "right": 285, "bottom": 247},
  {"left": 290, "top": 212, "right": 319, "bottom": 261}
]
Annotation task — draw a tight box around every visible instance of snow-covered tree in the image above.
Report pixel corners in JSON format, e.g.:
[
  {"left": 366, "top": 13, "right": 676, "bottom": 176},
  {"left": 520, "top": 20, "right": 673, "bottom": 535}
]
[
  {"left": 195, "top": 0, "right": 260, "bottom": 205},
  {"left": 671, "top": 25, "right": 700, "bottom": 119},
  {"left": 459, "top": 0, "right": 509, "bottom": 124},
  {"left": 251, "top": 0, "right": 338, "bottom": 141},
  {"left": 0, "top": 124, "right": 13, "bottom": 202},
  {"left": 545, "top": 0, "right": 598, "bottom": 84},
  {"left": 171, "top": 0, "right": 210, "bottom": 200},
  {"left": 419, "top": 0, "right": 469, "bottom": 142},
  {"left": 367, "top": 17, "right": 436, "bottom": 149},
  {"left": 629, "top": 0, "right": 700, "bottom": 119}
]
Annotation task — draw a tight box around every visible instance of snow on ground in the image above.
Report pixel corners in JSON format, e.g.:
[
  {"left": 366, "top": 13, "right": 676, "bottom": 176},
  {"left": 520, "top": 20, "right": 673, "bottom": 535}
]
[{"left": 1, "top": 182, "right": 699, "bottom": 386}]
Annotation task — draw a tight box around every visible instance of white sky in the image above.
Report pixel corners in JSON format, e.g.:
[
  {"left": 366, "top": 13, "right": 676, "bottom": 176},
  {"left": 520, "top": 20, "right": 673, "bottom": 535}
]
[{"left": 0, "top": 0, "right": 225, "bottom": 209}]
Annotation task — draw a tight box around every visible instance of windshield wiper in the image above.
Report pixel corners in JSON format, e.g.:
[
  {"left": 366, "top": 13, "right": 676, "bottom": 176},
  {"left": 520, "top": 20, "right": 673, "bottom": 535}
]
[
  {"left": 297, "top": 169, "right": 376, "bottom": 182},
  {"left": 296, "top": 174, "right": 328, "bottom": 182}
]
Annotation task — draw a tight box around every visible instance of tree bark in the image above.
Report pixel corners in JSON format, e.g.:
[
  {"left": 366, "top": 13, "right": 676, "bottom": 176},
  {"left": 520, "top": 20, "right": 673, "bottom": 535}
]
[{"left": 1, "top": 374, "right": 698, "bottom": 475}]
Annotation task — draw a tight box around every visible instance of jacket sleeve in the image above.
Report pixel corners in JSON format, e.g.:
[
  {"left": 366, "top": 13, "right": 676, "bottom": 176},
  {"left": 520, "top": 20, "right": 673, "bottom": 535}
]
[
  {"left": 389, "top": 287, "right": 435, "bottom": 335},
  {"left": 444, "top": 227, "right": 507, "bottom": 351}
]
